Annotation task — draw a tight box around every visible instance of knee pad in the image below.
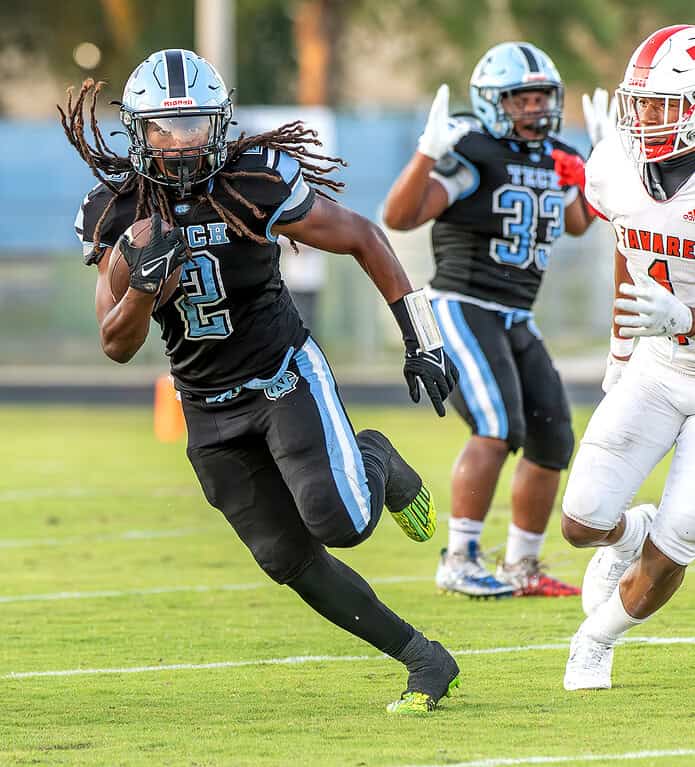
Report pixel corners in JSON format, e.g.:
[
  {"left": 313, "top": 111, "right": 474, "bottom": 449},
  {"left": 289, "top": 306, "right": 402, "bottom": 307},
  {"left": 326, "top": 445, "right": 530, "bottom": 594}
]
[
  {"left": 302, "top": 505, "right": 374, "bottom": 548},
  {"left": 524, "top": 412, "right": 574, "bottom": 470},
  {"left": 650, "top": 512, "right": 695, "bottom": 567},
  {"left": 295, "top": 472, "right": 376, "bottom": 549},
  {"left": 561, "top": 444, "right": 626, "bottom": 532},
  {"left": 249, "top": 536, "right": 320, "bottom": 584}
]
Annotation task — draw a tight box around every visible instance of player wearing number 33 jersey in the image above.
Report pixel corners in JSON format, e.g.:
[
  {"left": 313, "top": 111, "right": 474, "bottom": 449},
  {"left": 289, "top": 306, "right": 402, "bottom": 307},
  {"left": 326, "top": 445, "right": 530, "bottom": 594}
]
[
  {"left": 384, "top": 41, "right": 595, "bottom": 598},
  {"left": 64, "top": 49, "right": 463, "bottom": 714}
]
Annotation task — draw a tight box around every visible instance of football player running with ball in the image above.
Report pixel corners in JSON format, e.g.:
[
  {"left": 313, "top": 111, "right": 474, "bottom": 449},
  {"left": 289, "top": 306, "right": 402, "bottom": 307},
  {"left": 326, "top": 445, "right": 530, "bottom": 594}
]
[
  {"left": 561, "top": 25, "right": 695, "bottom": 690},
  {"left": 62, "top": 49, "right": 460, "bottom": 714},
  {"left": 384, "top": 42, "right": 593, "bottom": 599}
]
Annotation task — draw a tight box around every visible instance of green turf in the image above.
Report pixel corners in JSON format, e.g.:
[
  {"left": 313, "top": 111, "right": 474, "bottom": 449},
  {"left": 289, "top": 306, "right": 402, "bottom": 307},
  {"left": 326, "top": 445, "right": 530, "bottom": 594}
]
[{"left": 0, "top": 405, "right": 692, "bottom": 767}]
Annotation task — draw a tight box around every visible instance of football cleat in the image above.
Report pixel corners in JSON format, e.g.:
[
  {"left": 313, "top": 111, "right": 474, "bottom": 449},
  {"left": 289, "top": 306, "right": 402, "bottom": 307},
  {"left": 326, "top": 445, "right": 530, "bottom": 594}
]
[
  {"left": 386, "top": 677, "right": 461, "bottom": 714},
  {"left": 387, "top": 641, "right": 461, "bottom": 714},
  {"left": 581, "top": 504, "right": 655, "bottom": 616},
  {"left": 563, "top": 626, "right": 614, "bottom": 690},
  {"left": 389, "top": 485, "right": 437, "bottom": 542},
  {"left": 497, "top": 557, "right": 581, "bottom": 597},
  {"left": 435, "top": 544, "right": 515, "bottom": 598}
]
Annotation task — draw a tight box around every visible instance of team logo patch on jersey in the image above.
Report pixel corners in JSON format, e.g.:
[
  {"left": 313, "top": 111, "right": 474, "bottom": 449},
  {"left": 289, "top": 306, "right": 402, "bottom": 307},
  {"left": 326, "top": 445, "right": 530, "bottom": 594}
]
[
  {"left": 683, "top": 208, "right": 695, "bottom": 223},
  {"left": 264, "top": 370, "right": 298, "bottom": 401},
  {"left": 175, "top": 203, "right": 191, "bottom": 215}
]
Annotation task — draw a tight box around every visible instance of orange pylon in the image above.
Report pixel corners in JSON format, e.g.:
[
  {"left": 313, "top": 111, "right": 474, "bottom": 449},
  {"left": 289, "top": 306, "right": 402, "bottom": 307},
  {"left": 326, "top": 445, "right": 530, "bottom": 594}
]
[{"left": 154, "top": 374, "right": 186, "bottom": 442}]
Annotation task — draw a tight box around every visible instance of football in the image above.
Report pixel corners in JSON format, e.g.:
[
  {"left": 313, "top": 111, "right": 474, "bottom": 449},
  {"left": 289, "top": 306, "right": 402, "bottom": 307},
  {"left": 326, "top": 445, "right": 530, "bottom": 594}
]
[{"left": 107, "top": 216, "right": 183, "bottom": 310}]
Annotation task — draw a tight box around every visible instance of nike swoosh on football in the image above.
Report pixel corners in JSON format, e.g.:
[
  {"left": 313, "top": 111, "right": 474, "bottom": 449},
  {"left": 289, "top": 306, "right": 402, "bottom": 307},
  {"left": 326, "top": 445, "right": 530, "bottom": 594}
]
[{"left": 141, "top": 247, "right": 177, "bottom": 277}]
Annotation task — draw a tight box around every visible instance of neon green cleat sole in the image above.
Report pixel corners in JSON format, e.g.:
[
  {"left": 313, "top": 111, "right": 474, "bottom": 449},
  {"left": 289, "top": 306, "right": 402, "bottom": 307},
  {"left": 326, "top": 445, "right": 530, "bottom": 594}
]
[
  {"left": 386, "top": 674, "right": 461, "bottom": 714},
  {"left": 389, "top": 485, "right": 436, "bottom": 542}
]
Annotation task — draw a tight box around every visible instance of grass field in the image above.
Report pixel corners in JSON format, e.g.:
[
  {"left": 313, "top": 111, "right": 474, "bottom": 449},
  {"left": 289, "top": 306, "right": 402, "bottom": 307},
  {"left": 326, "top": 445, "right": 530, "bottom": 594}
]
[{"left": 1, "top": 404, "right": 693, "bottom": 767}]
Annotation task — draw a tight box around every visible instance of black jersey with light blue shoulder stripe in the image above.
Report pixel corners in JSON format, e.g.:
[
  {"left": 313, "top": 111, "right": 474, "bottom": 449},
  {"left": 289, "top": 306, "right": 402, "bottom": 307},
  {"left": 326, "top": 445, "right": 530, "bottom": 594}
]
[
  {"left": 429, "top": 122, "right": 581, "bottom": 310},
  {"left": 75, "top": 147, "right": 315, "bottom": 395}
]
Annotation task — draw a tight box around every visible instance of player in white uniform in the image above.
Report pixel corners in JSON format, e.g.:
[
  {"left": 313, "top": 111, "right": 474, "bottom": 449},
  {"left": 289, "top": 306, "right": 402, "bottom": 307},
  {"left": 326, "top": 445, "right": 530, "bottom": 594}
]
[{"left": 557, "top": 25, "right": 695, "bottom": 690}]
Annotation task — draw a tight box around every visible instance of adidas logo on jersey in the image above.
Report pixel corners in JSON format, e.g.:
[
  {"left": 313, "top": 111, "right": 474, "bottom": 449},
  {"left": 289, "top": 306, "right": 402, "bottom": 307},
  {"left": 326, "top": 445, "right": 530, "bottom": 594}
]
[{"left": 683, "top": 209, "right": 695, "bottom": 223}]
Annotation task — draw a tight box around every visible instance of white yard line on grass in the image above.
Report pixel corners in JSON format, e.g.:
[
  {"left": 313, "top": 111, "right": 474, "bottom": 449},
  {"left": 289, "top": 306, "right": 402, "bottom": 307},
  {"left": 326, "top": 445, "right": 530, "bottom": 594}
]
[
  {"left": 0, "top": 575, "right": 431, "bottom": 603},
  {"left": 399, "top": 749, "right": 695, "bottom": 767},
  {"left": 4, "top": 636, "right": 695, "bottom": 680},
  {"left": 0, "top": 582, "right": 266, "bottom": 603},
  {"left": 0, "top": 487, "right": 198, "bottom": 502},
  {"left": 0, "top": 527, "right": 216, "bottom": 549}
]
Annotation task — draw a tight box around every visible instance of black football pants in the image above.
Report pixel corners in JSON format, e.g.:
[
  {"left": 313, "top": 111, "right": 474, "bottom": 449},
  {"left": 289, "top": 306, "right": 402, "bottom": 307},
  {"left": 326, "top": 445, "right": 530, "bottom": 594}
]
[{"left": 182, "top": 338, "right": 414, "bottom": 656}]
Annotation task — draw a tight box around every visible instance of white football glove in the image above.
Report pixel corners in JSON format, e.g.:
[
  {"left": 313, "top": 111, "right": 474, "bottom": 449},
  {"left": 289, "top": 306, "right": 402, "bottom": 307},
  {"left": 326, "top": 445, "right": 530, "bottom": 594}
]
[
  {"left": 615, "top": 272, "right": 693, "bottom": 338},
  {"left": 602, "top": 353, "right": 628, "bottom": 393},
  {"left": 418, "top": 84, "right": 470, "bottom": 161},
  {"left": 582, "top": 88, "right": 617, "bottom": 148}
]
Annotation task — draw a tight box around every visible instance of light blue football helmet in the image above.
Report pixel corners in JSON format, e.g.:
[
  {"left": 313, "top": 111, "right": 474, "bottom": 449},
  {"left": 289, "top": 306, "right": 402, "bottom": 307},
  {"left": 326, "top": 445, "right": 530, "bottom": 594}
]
[
  {"left": 470, "top": 42, "right": 564, "bottom": 141},
  {"left": 119, "top": 49, "right": 233, "bottom": 196}
]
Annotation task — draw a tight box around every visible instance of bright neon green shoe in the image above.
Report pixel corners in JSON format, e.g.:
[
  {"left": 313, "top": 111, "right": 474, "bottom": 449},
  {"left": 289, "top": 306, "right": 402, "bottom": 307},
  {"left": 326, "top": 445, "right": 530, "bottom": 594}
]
[
  {"left": 386, "top": 675, "right": 461, "bottom": 714},
  {"left": 389, "top": 485, "right": 437, "bottom": 542}
]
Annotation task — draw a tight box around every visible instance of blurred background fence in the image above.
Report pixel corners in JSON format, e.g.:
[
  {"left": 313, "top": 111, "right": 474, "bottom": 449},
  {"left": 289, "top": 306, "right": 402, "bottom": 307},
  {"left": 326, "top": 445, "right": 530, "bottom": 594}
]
[{"left": 0, "top": 112, "right": 614, "bottom": 382}]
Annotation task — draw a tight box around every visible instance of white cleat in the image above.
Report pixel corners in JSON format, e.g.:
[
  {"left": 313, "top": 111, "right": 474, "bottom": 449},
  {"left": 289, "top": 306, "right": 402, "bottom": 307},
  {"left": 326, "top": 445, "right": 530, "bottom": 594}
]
[
  {"left": 435, "top": 545, "right": 515, "bottom": 598},
  {"left": 581, "top": 504, "right": 656, "bottom": 616},
  {"left": 563, "top": 627, "right": 614, "bottom": 691}
]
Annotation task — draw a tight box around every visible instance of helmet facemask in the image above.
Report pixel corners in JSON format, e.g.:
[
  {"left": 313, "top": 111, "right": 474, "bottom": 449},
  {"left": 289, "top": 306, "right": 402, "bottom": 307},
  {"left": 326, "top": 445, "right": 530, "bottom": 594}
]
[
  {"left": 500, "top": 85, "right": 564, "bottom": 142},
  {"left": 121, "top": 104, "right": 232, "bottom": 197},
  {"left": 616, "top": 87, "right": 695, "bottom": 164}
]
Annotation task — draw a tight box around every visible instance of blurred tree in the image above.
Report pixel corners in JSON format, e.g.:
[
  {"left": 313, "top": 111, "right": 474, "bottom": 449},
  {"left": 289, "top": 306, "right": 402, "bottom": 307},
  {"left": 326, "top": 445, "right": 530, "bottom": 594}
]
[
  {"left": 235, "top": 0, "right": 297, "bottom": 103},
  {"left": 350, "top": 0, "right": 694, "bottom": 89},
  {"left": 0, "top": 0, "right": 692, "bottom": 113},
  {"left": 0, "top": 0, "right": 194, "bottom": 109},
  {"left": 0, "top": 0, "right": 297, "bottom": 110},
  {"left": 293, "top": 0, "right": 348, "bottom": 105}
]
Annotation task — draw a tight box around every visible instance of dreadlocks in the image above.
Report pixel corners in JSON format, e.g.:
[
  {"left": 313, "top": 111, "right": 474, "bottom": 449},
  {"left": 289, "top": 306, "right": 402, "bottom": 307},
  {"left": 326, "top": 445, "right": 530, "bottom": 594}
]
[{"left": 58, "top": 79, "right": 347, "bottom": 259}]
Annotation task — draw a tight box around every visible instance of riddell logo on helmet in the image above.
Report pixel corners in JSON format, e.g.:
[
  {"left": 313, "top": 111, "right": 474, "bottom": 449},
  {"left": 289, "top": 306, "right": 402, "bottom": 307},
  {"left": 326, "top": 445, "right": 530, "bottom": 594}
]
[
  {"left": 161, "top": 97, "right": 196, "bottom": 107},
  {"left": 629, "top": 77, "right": 647, "bottom": 87}
]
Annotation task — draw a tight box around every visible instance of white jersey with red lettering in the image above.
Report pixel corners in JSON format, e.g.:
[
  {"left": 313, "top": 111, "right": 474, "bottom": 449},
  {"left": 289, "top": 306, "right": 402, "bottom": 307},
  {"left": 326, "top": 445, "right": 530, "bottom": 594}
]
[{"left": 585, "top": 133, "right": 695, "bottom": 372}]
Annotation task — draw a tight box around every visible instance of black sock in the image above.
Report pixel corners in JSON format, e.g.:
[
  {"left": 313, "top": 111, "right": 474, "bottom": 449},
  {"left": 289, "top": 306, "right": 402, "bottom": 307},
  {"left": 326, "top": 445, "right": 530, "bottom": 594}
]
[
  {"left": 392, "top": 630, "right": 431, "bottom": 670},
  {"left": 287, "top": 549, "right": 414, "bottom": 656},
  {"left": 356, "top": 429, "right": 389, "bottom": 512},
  {"left": 357, "top": 429, "right": 421, "bottom": 512}
]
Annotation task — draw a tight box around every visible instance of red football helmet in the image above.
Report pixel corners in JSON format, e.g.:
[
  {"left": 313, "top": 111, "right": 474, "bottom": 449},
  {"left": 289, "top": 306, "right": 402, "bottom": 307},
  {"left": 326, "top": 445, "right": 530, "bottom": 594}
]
[{"left": 616, "top": 25, "right": 695, "bottom": 164}]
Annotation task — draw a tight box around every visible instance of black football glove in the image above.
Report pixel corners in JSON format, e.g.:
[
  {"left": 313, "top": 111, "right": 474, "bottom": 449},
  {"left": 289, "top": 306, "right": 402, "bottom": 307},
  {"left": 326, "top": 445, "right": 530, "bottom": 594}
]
[
  {"left": 403, "top": 347, "right": 458, "bottom": 417},
  {"left": 119, "top": 212, "right": 188, "bottom": 294},
  {"left": 390, "top": 290, "right": 459, "bottom": 417}
]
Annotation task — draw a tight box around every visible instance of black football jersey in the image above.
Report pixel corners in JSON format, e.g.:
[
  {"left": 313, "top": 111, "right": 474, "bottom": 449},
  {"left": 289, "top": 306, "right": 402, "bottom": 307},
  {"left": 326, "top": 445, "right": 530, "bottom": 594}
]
[
  {"left": 75, "top": 147, "right": 315, "bottom": 396},
  {"left": 429, "top": 122, "right": 581, "bottom": 310}
]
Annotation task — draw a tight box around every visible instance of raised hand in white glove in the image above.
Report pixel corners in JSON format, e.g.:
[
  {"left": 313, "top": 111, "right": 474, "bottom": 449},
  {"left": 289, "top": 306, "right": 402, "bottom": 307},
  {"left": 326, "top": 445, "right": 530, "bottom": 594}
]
[
  {"left": 418, "top": 84, "right": 470, "bottom": 161},
  {"left": 582, "top": 88, "right": 617, "bottom": 148},
  {"left": 615, "top": 272, "right": 694, "bottom": 338},
  {"left": 602, "top": 353, "right": 628, "bottom": 393}
]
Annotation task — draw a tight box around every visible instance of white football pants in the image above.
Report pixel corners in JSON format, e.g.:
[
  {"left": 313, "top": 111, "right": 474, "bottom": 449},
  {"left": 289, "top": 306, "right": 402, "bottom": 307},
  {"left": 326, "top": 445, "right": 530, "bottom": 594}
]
[{"left": 563, "top": 341, "right": 695, "bottom": 565}]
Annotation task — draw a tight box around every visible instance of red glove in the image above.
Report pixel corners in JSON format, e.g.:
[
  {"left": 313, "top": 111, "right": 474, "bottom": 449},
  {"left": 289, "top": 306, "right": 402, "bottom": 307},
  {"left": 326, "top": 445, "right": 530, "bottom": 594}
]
[
  {"left": 551, "top": 149, "right": 586, "bottom": 190},
  {"left": 551, "top": 149, "right": 604, "bottom": 220}
]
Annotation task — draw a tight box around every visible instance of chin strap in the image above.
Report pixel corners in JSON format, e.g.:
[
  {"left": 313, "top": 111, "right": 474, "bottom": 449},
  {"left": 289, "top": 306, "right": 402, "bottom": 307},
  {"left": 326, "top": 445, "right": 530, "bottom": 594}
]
[
  {"left": 179, "top": 165, "right": 192, "bottom": 199},
  {"left": 644, "top": 163, "right": 667, "bottom": 201}
]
